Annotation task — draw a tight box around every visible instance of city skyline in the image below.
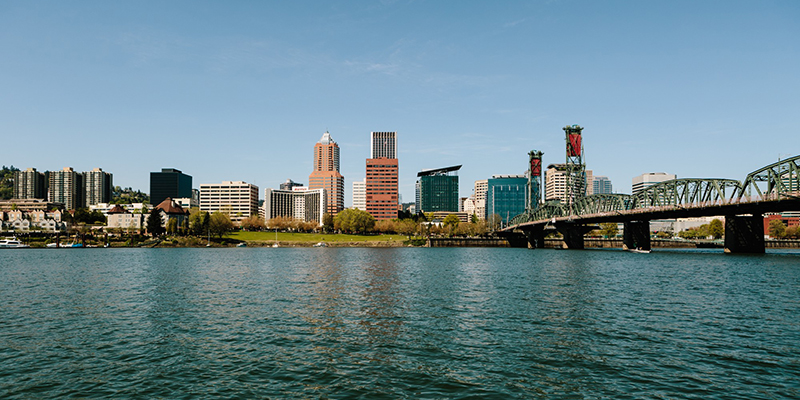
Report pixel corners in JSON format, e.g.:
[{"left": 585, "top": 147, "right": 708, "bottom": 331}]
[{"left": 2, "top": 2, "right": 798, "bottom": 204}]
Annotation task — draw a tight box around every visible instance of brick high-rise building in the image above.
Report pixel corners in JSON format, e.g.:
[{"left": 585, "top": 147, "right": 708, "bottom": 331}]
[
  {"left": 366, "top": 131, "right": 398, "bottom": 220},
  {"left": 308, "top": 131, "right": 345, "bottom": 216}
]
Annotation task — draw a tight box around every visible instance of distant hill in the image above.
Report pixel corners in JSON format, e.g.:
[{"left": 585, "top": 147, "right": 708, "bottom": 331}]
[{"left": 0, "top": 166, "right": 19, "bottom": 200}]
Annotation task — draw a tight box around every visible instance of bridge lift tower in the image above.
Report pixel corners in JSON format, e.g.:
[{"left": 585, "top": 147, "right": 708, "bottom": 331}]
[
  {"left": 564, "top": 125, "right": 586, "bottom": 212},
  {"left": 527, "top": 150, "right": 544, "bottom": 211}
]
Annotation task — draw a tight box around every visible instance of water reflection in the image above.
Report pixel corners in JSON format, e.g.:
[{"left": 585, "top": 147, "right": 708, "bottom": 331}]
[{"left": 359, "top": 248, "right": 404, "bottom": 349}]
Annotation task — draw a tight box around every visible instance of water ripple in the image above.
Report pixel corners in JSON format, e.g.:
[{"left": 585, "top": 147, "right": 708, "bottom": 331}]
[{"left": 1, "top": 248, "right": 799, "bottom": 398}]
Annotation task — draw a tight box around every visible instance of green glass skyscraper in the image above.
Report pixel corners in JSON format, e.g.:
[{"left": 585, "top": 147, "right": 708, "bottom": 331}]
[
  {"left": 416, "top": 165, "right": 461, "bottom": 213},
  {"left": 486, "top": 175, "right": 528, "bottom": 226}
]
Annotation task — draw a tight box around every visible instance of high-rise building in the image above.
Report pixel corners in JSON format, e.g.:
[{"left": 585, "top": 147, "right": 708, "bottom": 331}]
[
  {"left": 366, "top": 131, "right": 399, "bottom": 221},
  {"left": 199, "top": 181, "right": 259, "bottom": 223},
  {"left": 546, "top": 164, "right": 594, "bottom": 202},
  {"left": 150, "top": 168, "right": 192, "bottom": 206},
  {"left": 352, "top": 178, "right": 366, "bottom": 211},
  {"left": 83, "top": 168, "right": 113, "bottom": 206},
  {"left": 486, "top": 175, "right": 528, "bottom": 226},
  {"left": 473, "top": 179, "right": 488, "bottom": 219},
  {"left": 584, "top": 169, "right": 594, "bottom": 196},
  {"left": 280, "top": 179, "right": 304, "bottom": 191},
  {"left": 308, "top": 132, "right": 345, "bottom": 216},
  {"left": 263, "top": 187, "right": 326, "bottom": 225},
  {"left": 13, "top": 168, "right": 46, "bottom": 200},
  {"left": 632, "top": 172, "right": 676, "bottom": 195},
  {"left": 416, "top": 165, "right": 461, "bottom": 213},
  {"left": 366, "top": 159, "right": 399, "bottom": 220},
  {"left": 48, "top": 167, "right": 83, "bottom": 210},
  {"left": 545, "top": 164, "right": 567, "bottom": 203},
  {"left": 593, "top": 176, "right": 613, "bottom": 194},
  {"left": 370, "top": 131, "right": 397, "bottom": 159}
]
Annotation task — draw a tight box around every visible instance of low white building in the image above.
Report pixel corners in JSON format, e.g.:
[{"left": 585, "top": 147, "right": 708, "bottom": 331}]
[{"left": 106, "top": 204, "right": 144, "bottom": 231}]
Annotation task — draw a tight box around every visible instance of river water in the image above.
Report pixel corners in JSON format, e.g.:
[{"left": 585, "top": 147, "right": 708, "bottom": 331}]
[{"left": 1, "top": 248, "right": 798, "bottom": 399}]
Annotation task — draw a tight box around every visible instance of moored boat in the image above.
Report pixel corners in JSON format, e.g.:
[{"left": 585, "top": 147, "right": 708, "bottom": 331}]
[{"left": 0, "top": 237, "right": 30, "bottom": 248}]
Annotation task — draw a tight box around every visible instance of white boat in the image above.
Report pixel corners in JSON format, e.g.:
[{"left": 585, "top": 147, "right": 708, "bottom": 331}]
[
  {"left": 313, "top": 242, "right": 327, "bottom": 247},
  {"left": 628, "top": 248, "right": 651, "bottom": 254},
  {"left": 46, "top": 240, "right": 82, "bottom": 248},
  {"left": 0, "top": 237, "right": 30, "bottom": 248}
]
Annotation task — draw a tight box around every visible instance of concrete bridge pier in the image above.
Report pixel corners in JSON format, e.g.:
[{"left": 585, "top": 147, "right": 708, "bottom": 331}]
[
  {"left": 623, "top": 220, "right": 651, "bottom": 251},
  {"left": 724, "top": 214, "right": 764, "bottom": 254},
  {"left": 556, "top": 223, "right": 593, "bottom": 249}
]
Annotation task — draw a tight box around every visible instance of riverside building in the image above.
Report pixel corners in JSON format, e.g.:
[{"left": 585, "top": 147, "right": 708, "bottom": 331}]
[
  {"left": 199, "top": 181, "right": 259, "bottom": 223},
  {"left": 473, "top": 179, "right": 488, "bottom": 219},
  {"left": 150, "top": 168, "right": 193, "bottom": 207},
  {"left": 308, "top": 132, "right": 344, "bottom": 216},
  {"left": 83, "top": 168, "right": 113, "bottom": 206},
  {"left": 13, "top": 168, "right": 47, "bottom": 200},
  {"left": 366, "top": 131, "right": 399, "bottom": 220},
  {"left": 48, "top": 167, "right": 83, "bottom": 210},
  {"left": 486, "top": 175, "right": 528, "bottom": 226},
  {"left": 592, "top": 176, "right": 613, "bottom": 194},
  {"left": 263, "top": 187, "right": 326, "bottom": 225},
  {"left": 415, "top": 165, "right": 461, "bottom": 213},
  {"left": 632, "top": 172, "right": 676, "bottom": 195},
  {"left": 352, "top": 178, "right": 366, "bottom": 211}
]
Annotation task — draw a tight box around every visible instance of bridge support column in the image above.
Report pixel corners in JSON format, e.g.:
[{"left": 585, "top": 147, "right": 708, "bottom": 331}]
[
  {"left": 623, "top": 220, "right": 651, "bottom": 251},
  {"left": 556, "top": 223, "right": 592, "bottom": 249},
  {"left": 724, "top": 214, "right": 764, "bottom": 254},
  {"left": 523, "top": 226, "right": 546, "bottom": 249}
]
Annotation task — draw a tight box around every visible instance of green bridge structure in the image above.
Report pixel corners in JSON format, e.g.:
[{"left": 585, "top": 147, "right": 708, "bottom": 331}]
[{"left": 501, "top": 154, "right": 800, "bottom": 253}]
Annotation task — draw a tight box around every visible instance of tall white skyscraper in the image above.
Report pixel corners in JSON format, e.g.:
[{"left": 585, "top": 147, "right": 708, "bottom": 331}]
[
  {"left": 632, "top": 172, "right": 676, "bottom": 195},
  {"left": 370, "top": 131, "right": 397, "bottom": 159},
  {"left": 473, "top": 179, "right": 488, "bottom": 219},
  {"left": 352, "top": 178, "right": 366, "bottom": 211}
]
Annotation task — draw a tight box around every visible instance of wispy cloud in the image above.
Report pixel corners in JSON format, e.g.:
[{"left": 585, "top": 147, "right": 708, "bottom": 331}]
[{"left": 503, "top": 18, "right": 527, "bottom": 28}]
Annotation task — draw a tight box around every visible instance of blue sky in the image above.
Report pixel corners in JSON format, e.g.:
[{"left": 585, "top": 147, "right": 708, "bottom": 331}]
[{"left": 2, "top": 1, "right": 798, "bottom": 205}]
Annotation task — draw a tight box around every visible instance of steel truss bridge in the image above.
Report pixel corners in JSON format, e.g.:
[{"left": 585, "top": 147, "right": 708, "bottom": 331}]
[{"left": 502, "top": 155, "right": 800, "bottom": 253}]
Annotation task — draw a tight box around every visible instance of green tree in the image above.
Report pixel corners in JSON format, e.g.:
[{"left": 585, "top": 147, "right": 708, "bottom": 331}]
[
  {"left": 443, "top": 214, "right": 460, "bottom": 227},
  {"left": 147, "top": 208, "right": 165, "bottom": 237},
  {"left": 166, "top": 218, "right": 178, "bottom": 235},
  {"left": 209, "top": 212, "right": 234, "bottom": 238},
  {"left": 769, "top": 219, "right": 786, "bottom": 238},
  {"left": 708, "top": 219, "right": 724, "bottom": 239},
  {"left": 396, "top": 219, "right": 418, "bottom": 239},
  {"left": 0, "top": 165, "right": 19, "bottom": 200},
  {"left": 487, "top": 214, "right": 502, "bottom": 231},
  {"left": 600, "top": 222, "right": 618, "bottom": 238},
  {"left": 189, "top": 209, "right": 210, "bottom": 236},
  {"left": 334, "top": 208, "right": 375, "bottom": 234},
  {"left": 322, "top": 213, "right": 335, "bottom": 232}
]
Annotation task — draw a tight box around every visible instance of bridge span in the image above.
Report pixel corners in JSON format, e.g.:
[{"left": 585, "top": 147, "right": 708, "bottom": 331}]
[{"left": 502, "top": 155, "right": 800, "bottom": 253}]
